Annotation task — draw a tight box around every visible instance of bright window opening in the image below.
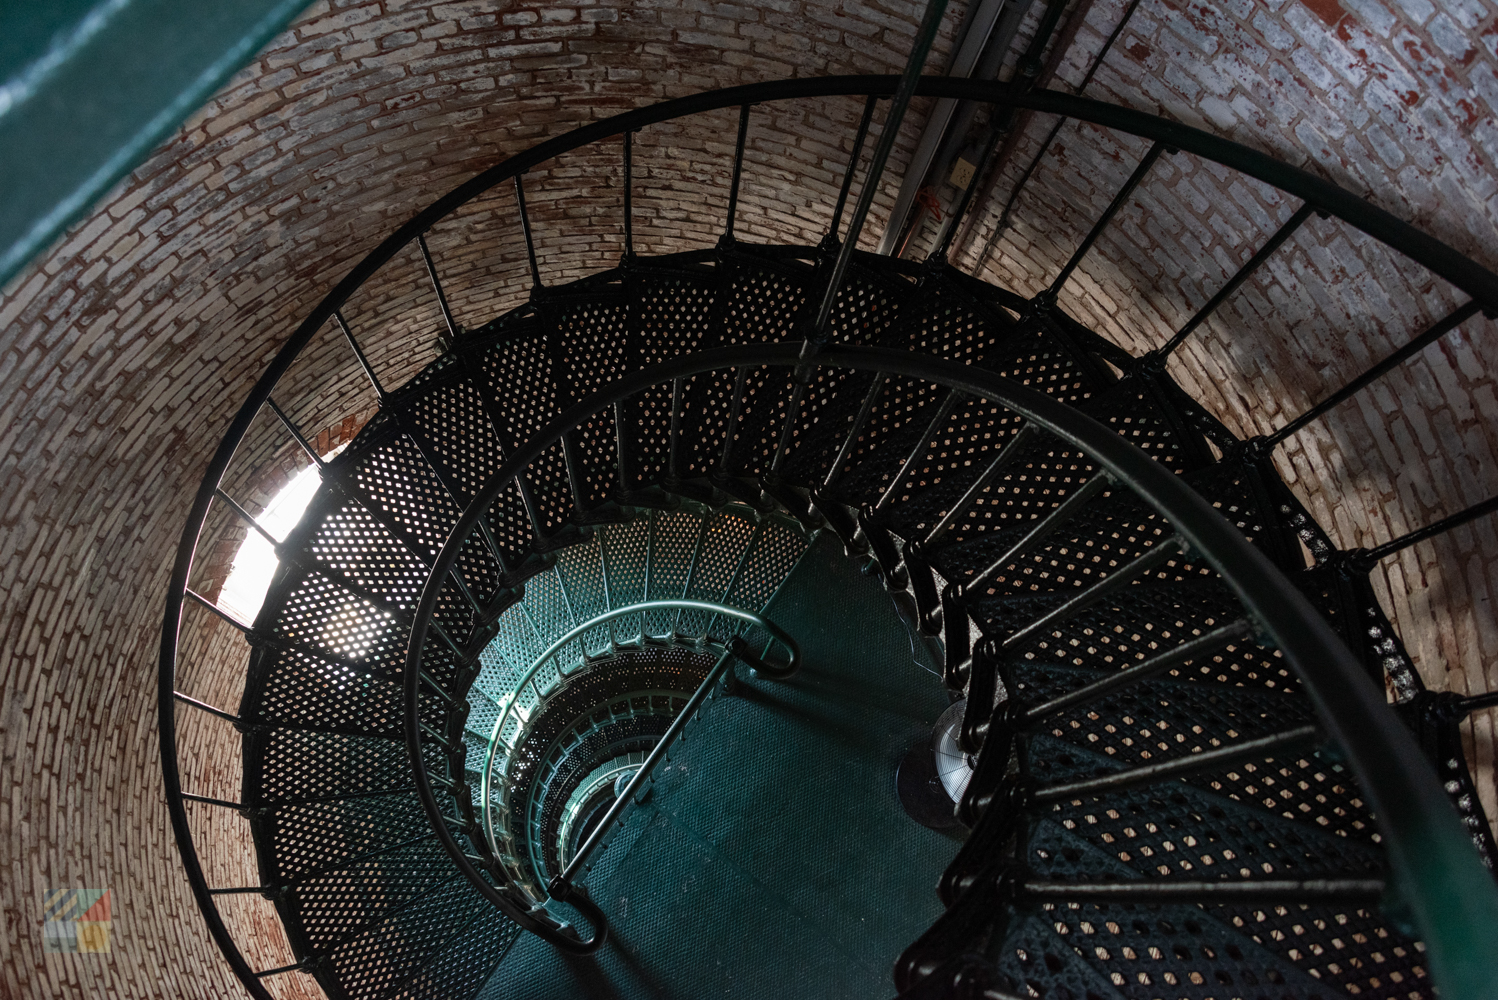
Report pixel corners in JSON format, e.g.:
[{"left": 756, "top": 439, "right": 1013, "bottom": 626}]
[{"left": 217, "top": 457, "right": 330, "bottom": 625}]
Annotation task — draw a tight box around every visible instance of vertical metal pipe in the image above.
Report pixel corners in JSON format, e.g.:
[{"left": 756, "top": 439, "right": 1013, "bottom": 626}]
[{"left": 974, "top": 0, "right": 1146, "bottom": 260}]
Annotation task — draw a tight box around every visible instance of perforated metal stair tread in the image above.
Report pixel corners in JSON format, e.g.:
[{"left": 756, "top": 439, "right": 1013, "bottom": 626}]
[{"left": 222, "top": 242, "right": 1480, "bottom": 1000}]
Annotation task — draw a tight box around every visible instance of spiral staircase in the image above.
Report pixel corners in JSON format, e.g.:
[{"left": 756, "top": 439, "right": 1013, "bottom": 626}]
[{"left": 159, "top": 67, "right": 1498, "bottom": 1000}]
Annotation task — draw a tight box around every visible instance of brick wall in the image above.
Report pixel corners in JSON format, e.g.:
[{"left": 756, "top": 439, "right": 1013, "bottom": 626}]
[
  {"left": 952, "top": 0, "right": 1498, "bottom": 826},
  {"left": 0, "top": 2, "right": 960, "bottom": 996},
  {"left": 1, "top": 0, "right": 1494, "bottom": 996}
]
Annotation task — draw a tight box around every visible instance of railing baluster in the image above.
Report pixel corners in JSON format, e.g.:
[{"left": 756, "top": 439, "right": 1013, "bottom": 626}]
[
  {"left": 1457, "top": 689, "right": 1498, "bottom": 715},
  {"left": 265, "top": 397, "right": 324, "bottom": 469},
  {"left": 720, "top": 522, "right": 765, "bottom": 607},
  {"left": 475, "top": 515, "right": 513, "bottom": 579},
  {"left": 418, "top": 233, "right": 461, "bottom": 346},
  {"left": 255, "top": 962, "right": 306, "bottom": 979},
  {"left": 561, "top": 429, "right": 588, "bottom": 511},
  {"left": 1019, "top": 620, "right": 1253, "bottom": 724},
  {"left": 622, "top": 130, "right": 634, "bottom": 259},
  {"left": 644, "top": 509, "right": 655, "bottom": 603},
  {"left": 335, "top": 310, "right": 387, "bottom": 401},
  {"left": 718, "top": 368, "right": 748, "bottom": 476},
  {"left": 447, "top": 566, "right": 484, "bottom": 619},
  {"left": 769, "top": 381, "right": 806, "bottom": 475},
  {"left": 806, "top": 0, "right": 951, "bottom": 353},
  {"left": 667, "top": 376, "right": 684, "bottom": 482},
  {"left": 721, "top": 104, "right": 752, "bottom": 246},
  {"left": 513, "top": 473, "right": 548, "bottom": 542},
  {"left": 877, "top": 389, "right": 964, "bottom": 510},
  {"left": 1045, "top": 141, "right": 1164, "bottom": 300},
  {"left": 827, "top": 95, "right": 879, "bottom": 247},
  {"left": 419, "top": 669, "right": 456, "bottom": 705},
  {"left": 613, "top": 399, "right": 632, "bottom": 495},
  {"left": 1157, "top": 202, "right": 1317, "bottom": 357},
  {"left": 1001, "top": 536, "right": 1184, "bottom": 651},
  {"left": 515, "top": 174, "right": 543, "bottom": 293},
  {"left": 427, "top": 618, "right": 467, "bottom": 662},
  {"left": 1031, "top": 723, "right": 1320, "bottom": 803},
  {"left": 183, "top": 792, "right": 245, "bottom": 810},
  {"left": 1361, "top": 491, "right": 1498, "bottom": 563},
  {"left": 214, "top": 489, "right": 280, "bottom": 549},
  {"left": 674, "top": 513, "right": 713, "bottom": 634},
  {"left": 824, "top": 373, "right": 886, "bottom": 492},
  {"left": 1266, "top": 300, "right": 1481, "bottom": 447},
  {"left": 959, "top": 470, "right": 1114, "bottom": 598},
  {"left": 973, "top": 0, "right": 1146, "bottom": 261},
  {"left": 923, "top": 422, "right": 1042, "bottom": 547},
  {"left": 598, "top": 529, "right": 612, "bottom": 613},
  {"left": 185, "top": 589, "right": 255, "bottom": 634},
  {"left": 173, "top": 690, "right": 242, "bottom": 726}
]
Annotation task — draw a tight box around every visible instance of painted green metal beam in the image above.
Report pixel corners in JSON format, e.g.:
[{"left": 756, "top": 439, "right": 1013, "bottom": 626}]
[{"left": 0, "top": 0, "right": 311, "bottom": 288}]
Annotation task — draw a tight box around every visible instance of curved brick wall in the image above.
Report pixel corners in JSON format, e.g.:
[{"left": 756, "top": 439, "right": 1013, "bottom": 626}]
[
  {"left": 953, "top": 0, "right": 1498, "bottom": 826},
  {"left": 1, "top": 0, "right": 1494, "bottom": 996}
]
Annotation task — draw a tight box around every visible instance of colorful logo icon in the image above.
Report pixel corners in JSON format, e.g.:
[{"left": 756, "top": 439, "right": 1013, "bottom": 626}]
[{"left": 43, "top": 888, "right": 111, "bottom": 953}]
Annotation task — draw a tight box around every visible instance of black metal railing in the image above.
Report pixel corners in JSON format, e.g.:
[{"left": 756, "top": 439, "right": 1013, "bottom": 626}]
[
  {"left": 158, "top": 75, "right": 1498, "bottom": 999},
  {"left": 396, "top": 344, "right": 1498, "bottom": 995}
]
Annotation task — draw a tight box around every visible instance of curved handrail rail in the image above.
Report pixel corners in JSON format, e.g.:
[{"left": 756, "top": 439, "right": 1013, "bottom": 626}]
[
  {"left": 401, "top": 343, "right": 1498, "bottom": 997},
  {"left": 478, "top": 598, "right": 800, "bottom": 890},
  {"left": 157, "top": 75, "right": 1498, "bottom": 998}
]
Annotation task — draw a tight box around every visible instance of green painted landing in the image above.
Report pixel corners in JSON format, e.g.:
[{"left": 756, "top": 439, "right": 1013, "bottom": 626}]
[{"left": 481, "top": 530, "right": 961, "bottom": 998}]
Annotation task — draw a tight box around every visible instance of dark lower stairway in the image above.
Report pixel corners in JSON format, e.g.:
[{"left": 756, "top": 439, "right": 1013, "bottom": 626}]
[{"left": 487, "top": 529, "right": 958, "bottom": 998}]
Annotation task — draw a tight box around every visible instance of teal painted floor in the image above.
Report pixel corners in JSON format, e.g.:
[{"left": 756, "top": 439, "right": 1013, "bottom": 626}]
[{"left": 480, "top": 530, "right": 962, "bottom": 999}]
